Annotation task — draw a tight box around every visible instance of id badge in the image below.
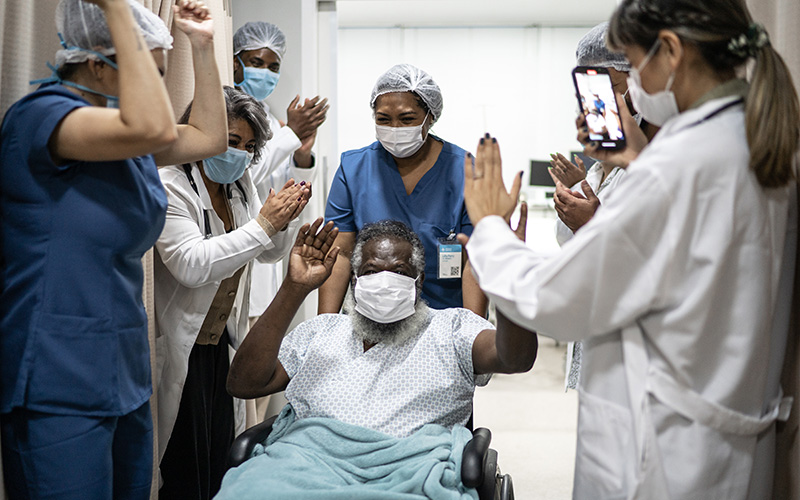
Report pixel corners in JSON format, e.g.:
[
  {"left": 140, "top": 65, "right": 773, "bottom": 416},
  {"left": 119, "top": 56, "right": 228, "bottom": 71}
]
[{"left": 437, "top": 233, "right": 462, "bottom": 279}]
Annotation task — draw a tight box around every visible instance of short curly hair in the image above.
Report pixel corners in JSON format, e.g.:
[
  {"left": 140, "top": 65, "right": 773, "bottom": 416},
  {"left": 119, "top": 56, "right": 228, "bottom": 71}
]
[{"left": 351, "top": 220, "right": 425, "bottom": 278}]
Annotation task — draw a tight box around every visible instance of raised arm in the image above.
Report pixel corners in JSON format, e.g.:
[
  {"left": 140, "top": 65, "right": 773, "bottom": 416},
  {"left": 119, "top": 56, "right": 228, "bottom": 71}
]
[
  {"left": 472, "top": 310, "right": 538, "bottom": 375},
  {"left": 466, "top": 197, "right": 536, "bottom": 374},
  {"left": 153, "top": 0, "right": 227, "bottom": 166},
  {"left": 51, "top": 0, "right": 178, "bottom": 163},
  {"left": 227, "top": 218, "right": 339, "bottom": 399},
  {"left": 317, "top": 230, "right": 356, "bottom": 313}
]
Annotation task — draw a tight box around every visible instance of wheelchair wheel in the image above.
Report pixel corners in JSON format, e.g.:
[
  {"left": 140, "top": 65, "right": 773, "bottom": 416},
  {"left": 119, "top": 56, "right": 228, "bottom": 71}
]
[{"left": 499, "top": 473, "right": 514, "bottom": 500}]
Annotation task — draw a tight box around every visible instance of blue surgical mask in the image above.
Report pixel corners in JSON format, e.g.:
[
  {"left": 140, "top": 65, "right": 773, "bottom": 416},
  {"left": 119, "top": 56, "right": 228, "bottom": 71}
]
[
  {"left": 235, "top": 56, "right": 280, "bottom": 101},
  {"left": 202, "top": 147, "right": 254, "bottom": 184}
]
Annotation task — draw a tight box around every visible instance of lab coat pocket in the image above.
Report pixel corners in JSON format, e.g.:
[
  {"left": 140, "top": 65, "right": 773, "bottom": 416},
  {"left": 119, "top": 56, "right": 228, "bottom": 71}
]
[
  {"left": 574, "top": 388, "right": 632, "bottom": 499},
  {"left": 648, "top": 397, "right": 757, "bottom": 500}
]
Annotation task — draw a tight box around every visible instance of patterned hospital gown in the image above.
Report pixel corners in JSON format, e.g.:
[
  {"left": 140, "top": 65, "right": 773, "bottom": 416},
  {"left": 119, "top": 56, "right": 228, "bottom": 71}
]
[{"left": 278, "top": 308, "right": 493, "bottom": 438}]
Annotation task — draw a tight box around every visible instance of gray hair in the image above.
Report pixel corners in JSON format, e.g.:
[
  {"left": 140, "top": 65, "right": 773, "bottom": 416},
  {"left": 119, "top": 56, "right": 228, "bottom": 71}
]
[
  {"left": 179, "top": 86, "right": 272, "bottom": 164},
  {"left": 351, "top": 220, "right": 425, "bottom": 278}
]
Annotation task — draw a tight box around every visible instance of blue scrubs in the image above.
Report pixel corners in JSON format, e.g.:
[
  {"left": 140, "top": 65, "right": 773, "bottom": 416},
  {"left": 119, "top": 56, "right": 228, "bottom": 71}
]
[
  {"left": 0, "top": 84, "right": 167, "bottom": 497},
  {"left": 325, "top": 138, "right": 472, "bottom": 309}
]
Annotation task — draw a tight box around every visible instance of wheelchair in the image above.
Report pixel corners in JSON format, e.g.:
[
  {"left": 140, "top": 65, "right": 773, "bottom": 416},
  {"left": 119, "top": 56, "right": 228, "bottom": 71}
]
[{"left": 227, "top": 415, "right": 515, "bottom": 500}]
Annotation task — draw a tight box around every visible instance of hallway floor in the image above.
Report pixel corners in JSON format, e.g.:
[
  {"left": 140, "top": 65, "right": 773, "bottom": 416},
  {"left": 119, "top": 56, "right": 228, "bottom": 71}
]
[{"left": 473, "top": 336, "right": 577, "bottom": 499}]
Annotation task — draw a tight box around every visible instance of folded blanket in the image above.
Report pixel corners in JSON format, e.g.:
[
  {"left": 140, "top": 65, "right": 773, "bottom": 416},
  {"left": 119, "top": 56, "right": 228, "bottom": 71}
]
[{"left": 215, "top": 405, "right": 478, "bottom": 500}]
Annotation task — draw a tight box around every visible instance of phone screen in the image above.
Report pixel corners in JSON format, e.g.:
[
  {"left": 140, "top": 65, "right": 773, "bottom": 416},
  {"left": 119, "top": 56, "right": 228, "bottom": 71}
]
[{"left": 572, "top": 66, "right": 626, "bottom": 150}]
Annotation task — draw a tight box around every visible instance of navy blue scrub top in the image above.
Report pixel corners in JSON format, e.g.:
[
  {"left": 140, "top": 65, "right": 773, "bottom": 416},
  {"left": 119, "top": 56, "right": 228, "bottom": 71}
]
[
  {"left": 325, "top": 138, "right": 473, "bottom": 309},
  {"left": 0, "top": 84, "right": 168, "bottom": 416}
]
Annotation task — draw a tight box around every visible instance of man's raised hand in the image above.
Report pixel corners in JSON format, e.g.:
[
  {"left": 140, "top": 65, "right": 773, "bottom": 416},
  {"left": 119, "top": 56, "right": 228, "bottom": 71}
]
[{"left": 287, "top": 218, "right": 339, "bottom": 291}]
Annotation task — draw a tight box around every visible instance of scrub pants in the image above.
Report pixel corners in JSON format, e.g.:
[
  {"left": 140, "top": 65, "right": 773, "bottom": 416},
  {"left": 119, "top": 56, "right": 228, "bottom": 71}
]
[
  {"left": 0, "top": 401, "right": 153, "bottom": 500},
  {"left": 159, "top": 329, "right": 235, "bottom": 500}
]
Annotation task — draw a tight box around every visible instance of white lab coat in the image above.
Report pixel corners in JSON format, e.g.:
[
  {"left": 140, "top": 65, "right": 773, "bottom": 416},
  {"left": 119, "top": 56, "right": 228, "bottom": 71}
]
[
  {"left": 557, "top": 162, "right": 626, "bottom": 391},
  {"left": 248, "top": 104, "right": 316, "bottom": 316},
  {"left": 467, "top": 96, "right": 797, "bottom": 499},
  {"left": 153, "top": 163, "right": 296, "bottom": 463}
]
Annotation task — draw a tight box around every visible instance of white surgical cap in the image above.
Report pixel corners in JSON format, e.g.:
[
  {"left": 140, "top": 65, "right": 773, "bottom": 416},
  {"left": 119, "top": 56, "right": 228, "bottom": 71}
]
[
  {"left": 55, "top": 0, "right": 172, "bottom": 67},
  {"left": 233, "top": 22, "right": 287, "bottom": 62},
  {"left": 370, "top": 64, "right": 443, "bottom": 123},
  {"left": 576, "top": 22, "right": 631, "bottom": 72}
]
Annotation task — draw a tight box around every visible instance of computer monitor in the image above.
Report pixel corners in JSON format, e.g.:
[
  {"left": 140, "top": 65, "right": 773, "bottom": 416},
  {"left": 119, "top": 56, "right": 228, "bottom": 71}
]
[{"left": 529, "top": 160, "right": 555, "bottom": 187}]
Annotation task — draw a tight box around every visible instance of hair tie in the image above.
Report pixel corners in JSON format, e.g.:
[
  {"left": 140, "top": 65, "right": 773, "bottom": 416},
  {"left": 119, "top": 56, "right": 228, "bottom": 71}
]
[{"left": 728, "top": 23, "right": 770, "bottom": 58}]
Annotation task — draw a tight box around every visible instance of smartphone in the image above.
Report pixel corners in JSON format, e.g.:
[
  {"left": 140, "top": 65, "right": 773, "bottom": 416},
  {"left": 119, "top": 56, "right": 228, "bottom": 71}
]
[{"left": 571, "top": 66, "right": 626, "bottom": 150}]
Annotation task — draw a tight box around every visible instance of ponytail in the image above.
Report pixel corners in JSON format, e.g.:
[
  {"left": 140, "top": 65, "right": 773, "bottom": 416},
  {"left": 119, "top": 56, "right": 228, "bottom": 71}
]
[
  {"left": 745, "top": 45, "right": 799, "bottom": 188},
  {"left": 609, "top": 0, "right": 800, "bottom": 188}
]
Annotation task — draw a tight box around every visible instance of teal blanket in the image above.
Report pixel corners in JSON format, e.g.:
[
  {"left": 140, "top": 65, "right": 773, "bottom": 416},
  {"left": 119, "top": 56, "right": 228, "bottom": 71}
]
[{"left": 215, "top": 405, "right": 478, "bottom": 499}]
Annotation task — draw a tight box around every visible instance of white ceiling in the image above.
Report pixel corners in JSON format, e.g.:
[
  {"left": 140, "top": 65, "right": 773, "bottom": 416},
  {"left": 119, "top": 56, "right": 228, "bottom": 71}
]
[{"left": 336, "top": 0, "right": 620, "bottom": 28}]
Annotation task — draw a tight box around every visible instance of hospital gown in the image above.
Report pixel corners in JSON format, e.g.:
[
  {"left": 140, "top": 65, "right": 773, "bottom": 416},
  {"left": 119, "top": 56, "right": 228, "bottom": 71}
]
[{"left": 278, "top": 308, "right": 492, "bottom": 438}]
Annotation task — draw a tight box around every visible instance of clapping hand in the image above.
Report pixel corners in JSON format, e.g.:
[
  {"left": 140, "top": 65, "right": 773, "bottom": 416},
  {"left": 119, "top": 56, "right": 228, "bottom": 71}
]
[
  {"left": 259, "top": 179, "right": 311, "bottom": 233},
  {"left": 549, "top": 170, "right": 600, "bottom": 233},
  {"left": 549, "top": 152, "right": 586, "bottom": 188},
  {"left": 287, "top": 218, "right": 340, "bottom": 292},
  {"left": 287, "top": 96, "right": 329, "bottom": 140}
]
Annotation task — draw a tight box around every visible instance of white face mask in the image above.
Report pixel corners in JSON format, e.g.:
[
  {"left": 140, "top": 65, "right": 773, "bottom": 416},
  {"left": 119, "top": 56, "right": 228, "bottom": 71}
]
[
  {"left": 375, "top": 113, "right": 429, "bottom": 158},
  {"left": 354, "top": 271, "right": 418, "bottom": 324},
  {"left": 626, "top": 40, "right": 679, "bottom": 127}
]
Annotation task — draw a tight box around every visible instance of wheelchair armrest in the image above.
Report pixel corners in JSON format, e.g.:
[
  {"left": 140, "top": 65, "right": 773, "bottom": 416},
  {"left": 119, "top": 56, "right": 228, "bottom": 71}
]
[
  {"left": 461, "top": 427, "right": 492, "bottom": 488},
  {"left": 226, "top": 415, "right": 278, "bottom": 469}
]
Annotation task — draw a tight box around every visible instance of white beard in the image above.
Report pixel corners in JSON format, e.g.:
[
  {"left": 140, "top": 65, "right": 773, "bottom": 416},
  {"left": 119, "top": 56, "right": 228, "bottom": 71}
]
[{"left": 343, "top": 291, "right": 430, "bottom": 346}]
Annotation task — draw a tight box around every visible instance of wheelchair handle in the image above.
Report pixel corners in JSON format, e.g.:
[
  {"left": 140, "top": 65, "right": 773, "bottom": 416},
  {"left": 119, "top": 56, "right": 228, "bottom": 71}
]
[{"left": 462, "top": 427, "right": 492, "bottom": 488}]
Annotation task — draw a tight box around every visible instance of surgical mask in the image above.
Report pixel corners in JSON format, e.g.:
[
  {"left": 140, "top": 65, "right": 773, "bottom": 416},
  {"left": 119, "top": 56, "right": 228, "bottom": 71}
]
[
  {"left": 59, "top": 80, "right": 119, "bottom": 108},
  {"left": 236, "top": 56, "right": 280, "bottom": 101},
  {"left": 354, "top": 271, "right": 418, "bottom": 324},
  {"left": 202, "top": 147, "right": 253, "bottom": 184},
  {"left": 375, "top": 113, "right": 429, "bottom": 158},
  {"left": 626, "top": 40, "right": 679, "bottom": 127},
  {"left": 31, "top": 35, "right": 121, "bottom": 108}
]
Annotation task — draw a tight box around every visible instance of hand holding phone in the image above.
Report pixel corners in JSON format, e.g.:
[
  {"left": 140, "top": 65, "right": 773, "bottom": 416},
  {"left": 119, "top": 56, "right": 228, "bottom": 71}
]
[{"left": 572, "top": 66, "right": 626, "bottom": 150}]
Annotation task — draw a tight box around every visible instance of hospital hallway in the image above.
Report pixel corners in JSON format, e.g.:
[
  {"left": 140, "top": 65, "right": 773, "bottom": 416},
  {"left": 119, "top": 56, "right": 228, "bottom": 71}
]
[{"left": 473, "top": 336, "right": 578, "bottom": 499}]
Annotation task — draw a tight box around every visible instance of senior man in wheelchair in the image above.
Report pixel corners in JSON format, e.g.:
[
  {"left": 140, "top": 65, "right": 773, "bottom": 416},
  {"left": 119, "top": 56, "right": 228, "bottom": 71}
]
[{"left": 219, "top": 217, "right": 538, "bottom": 499}]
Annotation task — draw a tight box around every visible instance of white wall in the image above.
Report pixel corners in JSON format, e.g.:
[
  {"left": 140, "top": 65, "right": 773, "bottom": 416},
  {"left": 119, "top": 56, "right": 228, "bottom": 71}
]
[
  {"left": 229, "top": 1, "right": 613, "bottom": 284},
  {"left": 337, "top": 25, "right": 595, "bottom": 197},
  {"left": 336, "top": 24, "right": 599, "bottom": 253},
  {"left": 231, "top": 0, "right": 338, "bottom": 323}
]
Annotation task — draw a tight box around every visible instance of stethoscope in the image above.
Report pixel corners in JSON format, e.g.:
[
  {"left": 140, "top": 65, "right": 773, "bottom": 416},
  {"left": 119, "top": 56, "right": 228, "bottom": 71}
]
[{"left": 182, "top": 163, "right": 248, "bottom": 238}]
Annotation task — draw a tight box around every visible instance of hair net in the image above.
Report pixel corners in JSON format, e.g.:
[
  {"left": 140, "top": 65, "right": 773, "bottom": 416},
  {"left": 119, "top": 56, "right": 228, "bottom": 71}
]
[
  {"left": 233, "top": 22, "right": 287, "bottom": 62},
  {"left": 370, "top": 64, "right": 443, "bottom": 123},
  {"left": 55, "top": 0, "right": 172, "bottom": 67},
  {"left": 576, "top": 22, "right": 631, "bottom": 72}
]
